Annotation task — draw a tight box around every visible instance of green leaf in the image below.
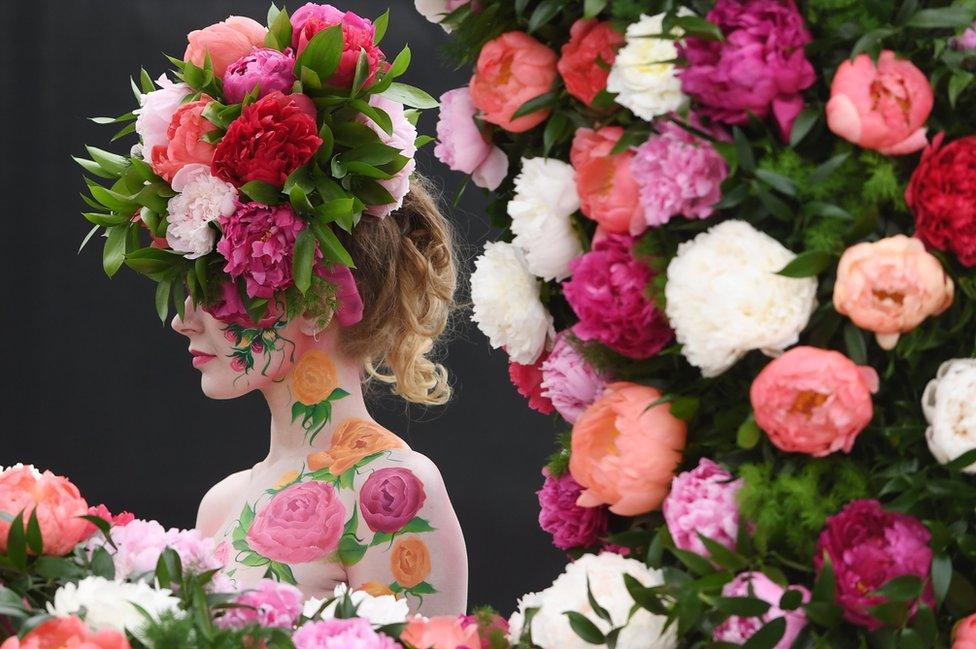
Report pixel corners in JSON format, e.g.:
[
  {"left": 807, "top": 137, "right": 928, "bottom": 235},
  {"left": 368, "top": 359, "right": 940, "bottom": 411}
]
[
  {"left": 737, "top": 415, "right": 761, "bottom": 449},
  {"left": 527, "top": 0, "right": 563, "bottom": 33},
  {"left": 755, "top": 183, "right": 792, "bottom": 220},
  {"left": 906, "top": 7, "right": 976, "bottom": 28},
  {"left": 350, "top": 48, "right": 371, "bottom": 96},
  {"left": 755, "top": 169, "right": 797, "bottom": 196},
  {"left": 387, "top": 46, "right": 412, "bottom": 79},
  {"left": 400, "top": 517, "right": 436, "bottom": 534},
  {"left": 668, "top": 396, "right": 699, "bottom": 421},
  {"left": 267, "top": 6, "right": 292, "bottom": 52},
  {"left": 779, "top": 588, "right": 805, "bottom": 611},
  {"left": 949, "top": 71, "right": 974, "bottom": 108},
  {"left": 714, "top": 596, "right": 771, "bottom": 618},
  {"left": 86, "top": 146, "right": 129, "bottom": 176},
  {"left": 83, "top": 212, "right": 130, "bottom": 227},
  {"left": 90, "top": 545, "right": 116, "bottom": 580},
  {"left": 583, "top": 0, "right": 609, "bottom": 18},
  {"left": 946, "top": 448, "right": 976, "bottom": 472},
  {"left": 350, "top": 99, "right": 393, "bottom": 134},
  {"left": 337, "top": 535, "right": 368, "bottom": 566},
  {"left": 875, "top": 575, "right": 923, "bottom": 602},
  {"left": 240, "top": 181, "right": 283, "bottom": 205},
  {"left": 812, "top": 554, "right": 837, "bottom": 602},
  {"left": 241, "top": 553, "right": 271, "bottom": 567},
  {"left": 670, "top": 15, "right": 724, "bottom": 41},
  {"left": 742, "top": 617, "right": 786, "bottom": 649},
  {"left": 73, "top": 156, "right": 116, "bottom": 179},
  {"left": 124, "top": 248, "right": 183, "bottom": 275},
  {"left": 775, "top": 250, "right": 833, "bottom": 278},
  {"left": 585, "top": 577, "right": 613, "bottom": 624},
  {"left": 932, "top": 553, "right": 952, "bottom": 605},
  {"left": 311, "top": 217, "right": 355, "bottom": 267},
  {"left": 293, "top": 228, "right": 317, "bottom": 295},
  {"left": 373, "top": 10, "right": 390, "bottom": 45},
  {"left": 295, "top": 25, "right": 344, "bottom": 82},
  {"left": 789, "top": 106, "right": 820, "bottom": 146},
  {"left": 543, "top": 112, "right": 571, "bottom": 156},
  {"left": 5, "top": 512, "right": 25, "bottom": 569},
  {"left": 808, "top": 152, "right": 850, "bottom": 185},
  {"left": 850, "top": 27, "right": 898, "bottom": 58},
  {"left": 155, "top": 278, "right": 172, "bottom": 323},
  {"left": 380, "top": 82, "right": 439, "bottom": 110},
  {"left": 844, "top": 323, "right": 868, "bottom": 365},
  {"left": 733, "top": 127, "right": 755, "bottom": 172},
  {"left": 103, "top": 225, "right": 129, "bottom": 277},
  {"left": 511, "top": 91, "right": 557, "bottom": 120},
  {"left": 79, "top": 225, "right": 101, "bottom": 253},
  {"left": 564, "top": 611, "right": 605, "bottom": 645}
]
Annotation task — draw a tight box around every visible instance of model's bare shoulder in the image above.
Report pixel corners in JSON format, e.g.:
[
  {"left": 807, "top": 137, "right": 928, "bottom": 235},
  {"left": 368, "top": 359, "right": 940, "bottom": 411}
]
[{"left": 195, "top": 469, "right": 251, "bottom": 537}]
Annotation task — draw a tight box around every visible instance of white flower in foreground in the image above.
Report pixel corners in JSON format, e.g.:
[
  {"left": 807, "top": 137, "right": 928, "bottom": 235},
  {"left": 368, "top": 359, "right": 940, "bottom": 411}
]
[
  {"left": 0, "top": 464, "right": 40, "bottom": 477},
  {"left": 471, "top": 241, "right": 554, "bottom": 364},
  {"left": 509, "top": 158, "right": 583, "bottom": 281},
  {"left": 607, "top": 13, "right": 689, "bottom": 121},
  {"left": 414, "top": 0, "right": 472, "bottom": 32},
  {"left": 923, "top": 359, "right": 976, "bottom": 473},
  {"left": 508, "top": 553, "right": 676, "bottom": 649},
  {"left": 48, "top": 576, "right": 181, "bottom": 635},
  {"left": 303, "top": 583, "right": 409, "bottom": 627},
  {"left": 665, "top": 220, "right": 818, "bottom": 377},
  {"left": 165, "top": 164, "right": 238, "bottom": 259},
  {"left": 135, "top": 74, "right": 191, "bottom": 154}
]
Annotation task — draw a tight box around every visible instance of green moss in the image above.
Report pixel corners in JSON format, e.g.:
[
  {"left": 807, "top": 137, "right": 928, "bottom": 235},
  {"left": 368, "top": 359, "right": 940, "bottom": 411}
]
[{"left": 547, "top": 431, "right": 573, "bottom": 477}]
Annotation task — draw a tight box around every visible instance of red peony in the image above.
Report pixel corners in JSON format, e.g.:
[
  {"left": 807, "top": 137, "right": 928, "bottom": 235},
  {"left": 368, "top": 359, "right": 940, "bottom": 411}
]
[
  {"left": 509, "top": 352, "right": 554, "bottom": 415},
  {"left": 557, "top": 19, "right": 623, "bottom": 107},
  {"left": 211, "top": 91, "right": 322, "bottom": 188},
  {"left": 906, "top": 133, "right": 976, "bottom": 266}
]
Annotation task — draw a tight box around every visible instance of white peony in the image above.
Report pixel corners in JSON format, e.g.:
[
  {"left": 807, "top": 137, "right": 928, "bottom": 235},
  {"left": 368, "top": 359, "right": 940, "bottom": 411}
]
[
  {"left": 48, "top": 576, "right": 181, "bottom": 635},
  {"left": 135, "top": 74, "right": 191, "bottom": 154},
  {"left": 665, "top": 220, "right": 818, "bottom": 377},
  {"left": 923, "top": 359, "right": 976, "bottom": 473},
  {"left": 509, "top": 158, "right": 583, "bottom": 281},
  {"left": 508, "top": 553, "right": 676, "bottom": 649},
  {"left": 471, "top": 241, "right": 554, "bottom": 364},
  {"left": 165, "top": 164, "right": 238, "bottom": 259},
  {"left": 607, "top": 13, "right": 689, "bottom": 121},
  {"left": 303, "top": 583, "right": 410, "bottom": 627},
  {"left": 414, "top": 0, "right": 471, "bottom": 33}
]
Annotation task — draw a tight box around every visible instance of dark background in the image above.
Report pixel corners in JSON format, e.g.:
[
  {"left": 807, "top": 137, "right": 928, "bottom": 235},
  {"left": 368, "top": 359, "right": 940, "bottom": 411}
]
[{"left": 0, "top": 0, "right": 566, "bottom": 611}]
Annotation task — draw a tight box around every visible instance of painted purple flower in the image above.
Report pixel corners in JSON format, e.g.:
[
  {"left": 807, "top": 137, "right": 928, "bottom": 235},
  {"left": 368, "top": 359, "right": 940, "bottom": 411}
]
[
  {"left": 359, "top": 468, "right": 427, "bottom": 534},
  {"left": 537, "top": 469, "right": 608, "bottom": 550},
  {"left": 662, "top": 458, "right": 742, "bottom": 557},
  {"left": 222, "top": 48, "right": 296, "bottom": 104}
]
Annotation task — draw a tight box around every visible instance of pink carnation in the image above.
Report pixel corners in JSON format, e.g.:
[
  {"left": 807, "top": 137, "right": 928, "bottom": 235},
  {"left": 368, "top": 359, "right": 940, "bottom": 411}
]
[
  {"left": 434, "top": 87, "right": 508, "bottom": 191},
  {"left": 216, "top": 579, "right": 303, "bottom": 630},
  {"left": 678, "top": 0, "right": 816, "bottom": 140},
  {"left": 509, "top": 352, "right": 554, "bottom": 415},
  {"left": 632, "top": 121, "right": 728, "bottom": 227},
  {"left": 292, "top": 618, "right": 400, "bottom": 649},
  {"left": 539, "top": 333, "right": 608, "bottom": 424},
  {"left": 713, "top": 572, "right": 810, "bottom": 647},
  {"left": 662, "top": 458, "right": 741, "bottom": 557},
  {"left": 217, "top": 202, "right": 315, "bottom": 299},
  {"left": 562, "top": 233, "right": 673, "bottom": 359},
  {"left": 537, "top": 469, "right": 608, "bottom": 550}
]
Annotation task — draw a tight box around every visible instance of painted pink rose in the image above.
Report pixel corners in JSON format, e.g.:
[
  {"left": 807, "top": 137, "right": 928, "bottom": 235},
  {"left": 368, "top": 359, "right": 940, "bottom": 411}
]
[
  {"left": 246, "top": 481, "right": 346, "bottom": 564},
  {"left": 359, "top": 468, "right": 426, "bottom": 534}
]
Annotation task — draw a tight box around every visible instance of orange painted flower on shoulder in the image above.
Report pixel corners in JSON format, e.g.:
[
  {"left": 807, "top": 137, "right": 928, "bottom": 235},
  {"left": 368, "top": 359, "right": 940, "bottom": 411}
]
[
  {"left": 390, "top": 535, "right": 432, "bottom": 589},
  {"left": 292, "top": 350, "right": 339, "bottom": 406},
  {"left": 307, "top": 418, "right": 405, "bottom": 475}
]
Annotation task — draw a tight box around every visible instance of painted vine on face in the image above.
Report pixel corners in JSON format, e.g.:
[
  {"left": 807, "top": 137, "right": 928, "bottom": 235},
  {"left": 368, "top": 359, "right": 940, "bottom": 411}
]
[{"left": 223, "top": 317, "right": 295, "bottom": 378}]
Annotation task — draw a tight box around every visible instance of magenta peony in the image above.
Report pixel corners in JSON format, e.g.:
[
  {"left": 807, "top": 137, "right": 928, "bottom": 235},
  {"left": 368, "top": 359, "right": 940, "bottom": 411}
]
[
  {"left": 713, "top": 572, "right": 810, "bottom": 647},
  {"left": 509, "top": 353, "right": 555, "bottom": 416},
  {"left": 246, "top": 481, "right": 346, "bottom": 564},
  {"left": 631, "top": 121, "right": 728, "bottom": 228},
  {"left": 678, "top": 0, "right": 816, "bottom": 140},
  {"left": 359, "top": 468, "right": 427, "bottom": 534},
  {"left": 540, "top": 333, "right": 608, "bottom": 424},
  {"left": 222, "top": 48, "right": 296, "bottom": 104},
  {"left": 204, "top": 280, "right": 283, "bottom": 328},
  {"left": 293, "top": 618, "right": 400, "bottom": 649},
  {"left": 537, "top": 469, "right": 609, "bottom": 550},
  {"left": 662, "top": 458, "right": 741, "bottom": 557},
  {"left": 815, "top": 499, "right": 934, "bottom": 630},
  {"left": 216, "top": 579, "right": 303, "bottom": 629},
  {"left": 562, "top": 233, "right": 673, "bottom": 359}
]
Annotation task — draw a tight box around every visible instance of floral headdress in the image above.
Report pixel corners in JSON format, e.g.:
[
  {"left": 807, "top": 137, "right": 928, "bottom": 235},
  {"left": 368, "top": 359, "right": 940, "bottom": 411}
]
[{"left": 77, "top": 3, "right": 436, "bottom": 328}]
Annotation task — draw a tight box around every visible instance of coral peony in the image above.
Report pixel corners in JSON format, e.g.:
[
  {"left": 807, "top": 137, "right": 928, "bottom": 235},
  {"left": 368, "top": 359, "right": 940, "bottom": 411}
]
[
  {"left": 358, "top": 94, "right": 416, "bottom": 218},
  {"left": 246, "top": 481, "right": 346, "bottom": 564},
  {"left": 0, "top": 616, "right": 130, "bottom": 649},
  {"left": 751, "top": 346, "right": 878, "bottom": 457},
  {"left": 222, "top": 47, "right": 296, "bottom": 104},
  {"left": 923, "top": 359, "right": 976, "bottom": 474},
  {"left": 662, "top": 458, "right": 741, "bottom": 557},
  {"left": 540, "top": 332, "right": 608, "bottom": 424},
  {"left": 509, "top": 353, "right": 555, "bottom": 416},
  {"left": 537, "top": 469, "right": 608, "bottom": 550},
  {"left": 462, "top": 612, "right": 509, "bottom": 649},
  {"left": 166, "top": 164, "right": 238, "bottom": 259},
  {"left": 712, "top": 572, "right": 810, "bottom": 648},
  {"left": 678, "top": 0, "right": 816, "bottom": 140},
  {"left": 390, "top": 536, "right": 432, "bottom": 588},
  {"left": 570, "top": 382, "right": 687, "bottom": 516},
  {"left": 0, "top": 465, "right": 89, "bottom": 556},
  {"left": 216, "top": 579, "right": 303, "bottom": 629},
  {"left": 400, "top": 616, "right": 480, "bottom": 649},
  {"left": 834, "top": 235, "right": 953, "bottom": 349},
  {"left": 906, "top": 133, "right": 976, "bottom": 266},
  {"left": 955, "top": 613, "right": 976, "bottom": 649},
  {"left": 360, "top": 468, "right": 427, "bottom": 534},
  {"left": 212, "top": 91, "right": 321, "bottom": 188},
  {"left": 571, "top": 127, "right": 644, "bottom": 235},
  {"left": 434, "top": 87, "right": 508, "bottom": 190},
  {"left": 563, "top": 233, "right": 673, "bottom": 360},
  {"left": 827, "top": 51, "right": 933, "bottom": 155},
  {"left": 134, "top": 74, "right": 190, "bottom": 154},
  {"left": 290, "top": 4, "right": 385, "bottom": 88},
  {"left": 293, "top": 617, "right": 400, "bottom": 649},
  {"left": 815, "top": 499, "right": 934, "bottom": 629},
  {"left": 469, "top": 32, "right": 558, "bottom": 133},
  {"left": 184, "top": 16, "right": 267, "bottom": 77},
  {"left": 558, "top": 19, "right": 623, "bottom": 106},
  {"left": 149, "top": 96, "right": 217, "bottom": 183}
]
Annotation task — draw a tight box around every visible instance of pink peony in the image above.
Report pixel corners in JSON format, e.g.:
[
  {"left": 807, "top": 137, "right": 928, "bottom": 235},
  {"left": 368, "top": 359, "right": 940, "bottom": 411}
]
[
  {"left": 184, "top": 16, "right": 267, "bottom": 77},
  {"left": 246, "top": 481, "right": 346, "bottom": 564},
  {"left": 955, "top": 613, "right": 976, "bottom": 649},
  {"left": 537, "top": 469, "right": 608, "bottom": 550},
  {"left": 135, "top": 74, "right": 191, "bottom": 154},
  {"left": 290, "top": 4, "right": 384, "bottom": 88},
  {"left": 216, "top": 579, "right": 303, "bottom": 629},
  {"left": 434, "top": 88, "right": 509, "bottom": 191},
  {"left": 82, "top": 504, "right": 134, "bottom": 540},
  {"left": 815, "top": 499, "right": 934, "bottom": 630},
  {"left": 460, "top": 613, "right": 509, "bottom": 649},
  {"left": 217, "top": 202, "right": 314, "bottom": 299},
  {"left": 315, "top": 262, "right": 365, "bottom": 327},
  {"left": 509, "top": 353, "right": 555, "bottom": 416},
  {"left": 713, "top": 572, "right": 810, "bottom": 647},
  {"left": 293, "top": 618, "right": 400, "bottom": 649},
  {"left": 571, "top": 127, "right": 644, "bottom": 235},
  {"left": 90, "top": 519, "right": 225, "bottom": 579},
  {"left": 358, "top": 95, "right": 416, "bottom": 218},
  {"left": 662, "top": 458, "right": 742, "bottom": 557},
  {"left": 540, "top": 332, "right": 608, "bottom": 424},
  {"left": 222, "top": 47, "right": 296, "bottom": 104},
  {"left": 678, "top": 0, "right": 816, "bottom": 140},
  {"left": 400, "top": 616, "right": 480, "bottom": 649},
  {"left": 557, "top": 19, "right": 623, "bottom": 107},
  {"left": 631, "top": 121, "right": 728, "bottom": 228},
  {"left": 562, "top": 233, "right": 673, "bottom": 360},
  {"left": 0, "top": 466, "right": 89, "bottom": 556},
  {"left": 149, "top": 96, "right": 218, "bottom": 183},
  {"left": 359, "top": 468, "right": 427, "bottom": 534},
  {"left": 956, "top": 23, "right": 976, "bottom": 50},
  {"left": 166, "top": 164, "right": 238, "bottom": 259},
  {"left": 750, "top": 346, "right": 879, "bottom": 457}
]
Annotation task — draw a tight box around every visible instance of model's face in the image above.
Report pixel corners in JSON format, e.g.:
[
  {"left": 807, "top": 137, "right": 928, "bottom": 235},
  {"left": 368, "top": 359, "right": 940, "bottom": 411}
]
[{"left": 171, "top": 300, "right": 302, "bottom": 399}]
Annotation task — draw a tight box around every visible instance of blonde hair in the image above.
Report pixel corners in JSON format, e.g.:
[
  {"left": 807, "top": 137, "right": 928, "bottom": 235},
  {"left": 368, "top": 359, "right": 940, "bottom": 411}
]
[{"left": 336, "top": 176, "right": 457, "bottom": 406}]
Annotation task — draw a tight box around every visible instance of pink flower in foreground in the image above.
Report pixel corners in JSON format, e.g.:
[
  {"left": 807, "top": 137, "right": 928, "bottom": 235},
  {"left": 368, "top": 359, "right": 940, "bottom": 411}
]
[
  {"left": 0, "top": 465, "right": 89, "bottom": 556},
  {"left": 460, "top": 613, "right": 509, "bottom": 649},
  {"left": 82, "top": 503, "right": 134, "bottom": 540},
  {"left": 216, "top": 579, "right": 303, "bottom": 629},
  {"left": 0, "top": 616, "right": 130, "bottom": 649},
  {"left": 662, "top": 458, "right": 741, "bottom": 557},
  {"left": 88, "top": 519, "right": 225, "bottom": 579},
  {"left": 400, "top": 616, "right": 479, "bottom": 649},
  {"left": 435, "top": 88, "right": 508, "bottom": 190},
  {"left": 246, "top": 481, "right": 346, "bottom": 564},
  {"left": 537, "top": 469, "right": 608, "bottom": 550},
  {"left": 293, "top": 617, "right": 400, "bottom": 649},
  {"left": 956, "top": 23, "right": 976, "bottom": 50},
  {"left": 540, "top": 333, "right": 608, "bottom": 424},
  {"left": 290, "top": 4, "right": 385, "bottom": 88},
  {"left": 509, "top": 353, "right": 554, "bottom": 416},
  {"left": 713, "top": 572, "right": 810, "bottom": 647},
  {"left": 954, "top": 613, "right": 976, "bottom": 649},
  {"left": 184, "top": 16, "right": 267, "bottom": 77}
]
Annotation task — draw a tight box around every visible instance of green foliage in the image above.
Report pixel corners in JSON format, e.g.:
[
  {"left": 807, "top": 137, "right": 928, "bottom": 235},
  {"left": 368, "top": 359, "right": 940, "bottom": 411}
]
[{"left": 140, "top": 613, "right": 296, "bottom": 649}]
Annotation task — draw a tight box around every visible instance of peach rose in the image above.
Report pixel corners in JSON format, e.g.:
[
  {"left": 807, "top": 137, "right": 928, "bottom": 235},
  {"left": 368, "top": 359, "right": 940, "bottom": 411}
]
[
  {"left": 826, "top": 51, "right": 933, "bottom": 155},
  {"left": 292, "top": 350, "right": 339, "bottom": 406},
  {"left": 750, "top": 346, "right": 879, "bottom": 457},
  {"left": 184, "top": 16, "right": 267, "bottom": 77},
  {"left": 954, "top": 613, "right": 976, "bottom": 649},
  {"left": 0, "top": 466, "right": 89, "bottom": 556},
  {"left": 400, "top": 616, "right": 479, "bottom": 649},
  {"left": 0, "top": 616, "right": 130, "bottom": 649},
  {"left": 390, "top": 535, "right": 432, "bottom": 589},
  {"left": 570, "top": 382, "right": 687, "bottom": 516},
  {"left": 571, "top": 127, "right": 644, "bottom": 235},
  {"left": 834, "top": 235, "right": 953, "bottom": 350},
  {"left": 306, "top": 418, "right": 405, "bottom": 475},
  {"left": 149, "top": 96, "right": 218, "bottom": 182},
  {"left": 469, "top": 31, "right": 558, "bottom": 133}
]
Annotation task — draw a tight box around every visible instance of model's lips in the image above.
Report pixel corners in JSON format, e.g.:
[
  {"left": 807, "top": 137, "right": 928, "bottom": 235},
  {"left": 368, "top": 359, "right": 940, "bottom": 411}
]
[{"left": 190, "top": 350, "right": 217, "bottom": 368}]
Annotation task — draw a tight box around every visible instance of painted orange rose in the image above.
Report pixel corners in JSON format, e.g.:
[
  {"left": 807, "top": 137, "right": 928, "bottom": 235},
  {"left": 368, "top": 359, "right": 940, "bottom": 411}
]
[
  {"left": 390, "top": 536, "right": 431, "bottom": 589},
  {"left": 358, "top": 581, "right": 397, "bottom": 598},
  {"left": 307, "top": 418, "right": 405, "bottom": 475},
  {"left": 292, "top": 350, "right": 339, "bottom": 406},
  {"left": 274, "top": 470, "right": 300, "bottom": 489}
]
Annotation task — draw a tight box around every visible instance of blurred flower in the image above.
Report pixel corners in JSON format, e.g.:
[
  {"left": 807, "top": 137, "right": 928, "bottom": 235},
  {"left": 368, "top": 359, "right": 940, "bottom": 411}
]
[
  {"left": 304, "top": 583, "right": 409, "bottom": 627},
  {"left": 923, "top": 359, "right": 976, "bottom": 474},
  {"left": 216, "top": 579, "right": 303, "bottom": 629},
  {"left": 537, "top": 469, "right": 608, "bottom": 550},
  {"left": 662, "top": 458, "right": 741, "bottom": 556},
  {"left": 540, "top": 333, "right": 608, "bottom": 424},
  {"left": 608, "top": 13, "right": 687, "bottom": 120},
  {"left": 956, "top": 23, "right": 976, "bottom": 50},
  {"left": 954, "top": 612, "right": 976, "bottom": 649},
  {"left": 415, "top": 0, "right": 477, "bottom": 33},
  {"left": 434, "top": 88, "right": 508, "bottom": 190},
  {"left": 165, "top": 164, "right": 238, "bottom": 259},
  {"left": 48, "top": 577, "right": 181, "bottom": 636},
  {"left": 87, "top": 518, "right": 225, "bottom": 580},
  {"left": 222, "top": 47, "right": 296, "bottom": 104},
  {"left": 293, "top": 617, "right": 400, "bottom": 649},
  {"left": 713, "top": 572, "right": 810, "bottom": 648},
  {"left": 558, "top": 19, "right": 623, "bottom": 106},
  {"left": 509, "top": 353, "right": 555, "bottom": 416},
  {"left": 400, "top": 616, "right": 480, "bottom": 649},
  {"left": 0, "top": 465, "right": 89, "bottom": 556},
  {"left": 184, "top": 16, "right": 266, "bottom": 77},
  {"left": 0, "top": 616, "right": 130, "bottom": 649}
]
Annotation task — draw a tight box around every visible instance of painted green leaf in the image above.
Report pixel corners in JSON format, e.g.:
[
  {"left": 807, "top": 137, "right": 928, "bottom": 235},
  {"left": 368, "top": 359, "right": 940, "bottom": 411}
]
[{"left": 400, "top": 517, "right": 436, "bottom": 534}]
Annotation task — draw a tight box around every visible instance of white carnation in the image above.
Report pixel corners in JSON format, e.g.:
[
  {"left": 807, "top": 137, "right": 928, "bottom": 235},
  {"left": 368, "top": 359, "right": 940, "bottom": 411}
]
[
  {"left": 665, "top": 220, "right": 818, "bottom": 377},
  {"left": 607, "top": 13, "right": 689, "bottom": 121},
  {"left": 509, "top": 158, "right": 583, "bottom": 281},
  {"left": 135, "top": 74, "right": 191, "bottom": 154},
  {"left": 165, "top": 164, "right": 238, "bottom": 259},
  {"left": 303, "top": 583, "right": 409, "bottom": 627},
  {"left": 48, "top": 576, "right": 181, "bottom": 635},
  {"left": 471, "top": 241, "right": 554, "bottom": 364},
  {"left": 508, "top": 553, "right": 676, "bottom": 649},
  {"left": 923, "top": 359, "right": 976, "bottom": 473}
]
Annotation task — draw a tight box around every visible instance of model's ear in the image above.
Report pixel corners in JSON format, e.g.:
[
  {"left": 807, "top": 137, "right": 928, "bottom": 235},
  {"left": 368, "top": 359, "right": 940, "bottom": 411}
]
[{"left": 297, "top": 312, "right": 328, "bottom": 337}]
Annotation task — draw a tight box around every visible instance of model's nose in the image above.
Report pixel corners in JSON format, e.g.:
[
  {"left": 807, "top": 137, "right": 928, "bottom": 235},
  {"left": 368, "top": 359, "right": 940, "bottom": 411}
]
[{"left": 171, "top": 297, "right": 203, "bottom": 335}]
